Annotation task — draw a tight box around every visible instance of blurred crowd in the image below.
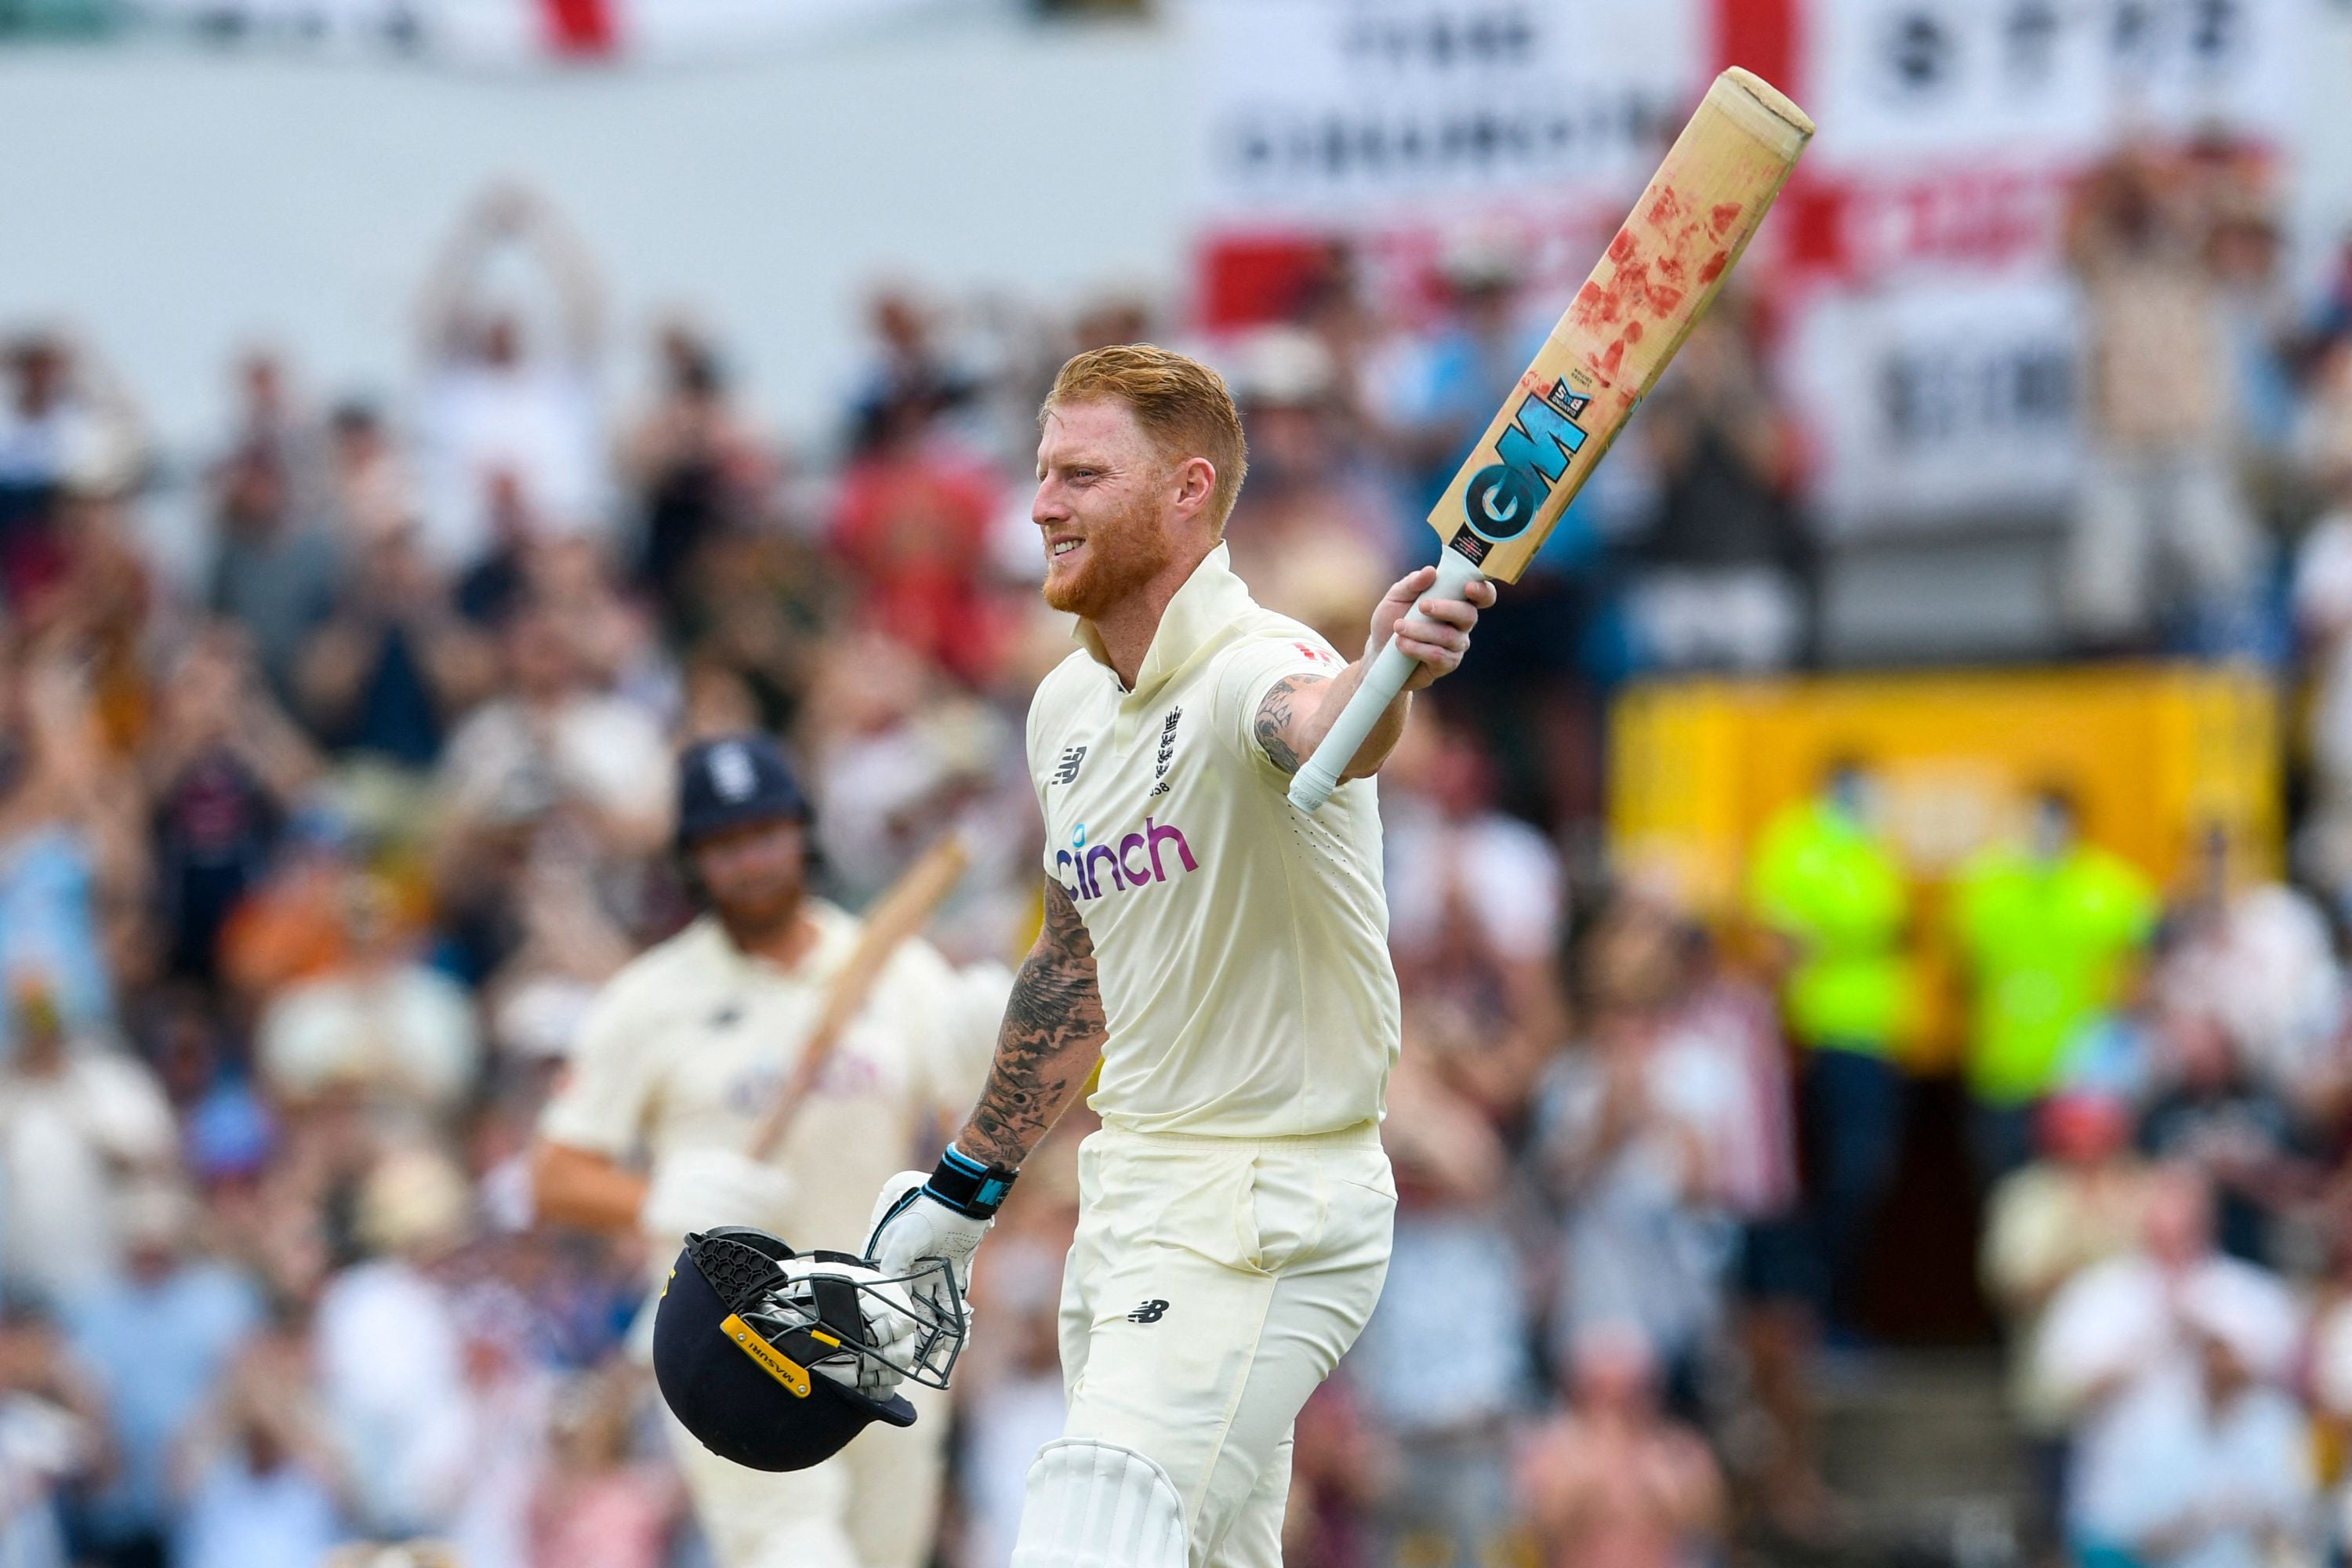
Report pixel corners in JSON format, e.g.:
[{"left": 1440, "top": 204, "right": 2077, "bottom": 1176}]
[{"left": 13, "top": 131, "right": 2352, "bottom": 1568}]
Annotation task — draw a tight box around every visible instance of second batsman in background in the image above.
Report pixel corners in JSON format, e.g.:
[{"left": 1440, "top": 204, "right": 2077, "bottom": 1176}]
[
  {"left": 529, "top": 734, "right": 1010, "bottom": 1568},
  {"left": 866, "top": 345, "right": 1494, "bottom": 1567}
]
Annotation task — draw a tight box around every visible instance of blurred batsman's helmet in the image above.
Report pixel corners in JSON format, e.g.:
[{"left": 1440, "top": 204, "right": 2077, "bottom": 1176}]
[
  {"left": 653, "top": 1227, "right": 965, "bottom": 1472},
  {"left": 675, "top": 733, "right": 808, "bottom": 850}
]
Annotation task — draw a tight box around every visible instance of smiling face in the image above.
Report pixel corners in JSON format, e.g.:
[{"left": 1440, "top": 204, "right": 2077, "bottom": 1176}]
[{"left": 1032, "top": 397, "right": 1198, "bottom": 620}]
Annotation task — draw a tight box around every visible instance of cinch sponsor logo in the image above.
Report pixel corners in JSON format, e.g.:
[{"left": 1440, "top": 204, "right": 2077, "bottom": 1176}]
[{"left": 1055, "top": 817, "right": 1199, "bottom": 902}]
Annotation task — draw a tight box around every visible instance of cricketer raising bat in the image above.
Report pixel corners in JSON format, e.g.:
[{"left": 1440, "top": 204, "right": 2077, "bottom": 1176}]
[{"left": 1287, "top": 67, "right": 1814, "bottom": 814}]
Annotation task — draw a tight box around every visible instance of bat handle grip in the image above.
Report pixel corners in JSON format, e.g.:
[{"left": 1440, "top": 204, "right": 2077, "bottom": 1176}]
[{"left": 1287, "top": 549, "right": 1488, "bottom": 815}]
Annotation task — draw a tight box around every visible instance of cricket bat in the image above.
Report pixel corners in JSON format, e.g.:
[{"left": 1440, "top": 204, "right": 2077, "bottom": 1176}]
[
  {"left": 744, "top": 831, "right": 971, "bottom": 1160},
  {"left": 1286, "top": 67, "right": 1814, "bottom": 814}
]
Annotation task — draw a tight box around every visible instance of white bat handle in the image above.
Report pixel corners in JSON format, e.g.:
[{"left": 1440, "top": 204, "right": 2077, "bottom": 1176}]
[{"left": 1287, "top": 549, "right": 1488, "bottom": 814}]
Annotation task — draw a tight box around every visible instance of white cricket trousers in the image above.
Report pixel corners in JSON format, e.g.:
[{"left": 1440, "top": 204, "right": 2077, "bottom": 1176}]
[
  {"left": 1053, "top": 1121, "right": 1397, "bottom": 1567},
  {"left": 666, "top": 1381, "right": 946, "bottom": 1568}
]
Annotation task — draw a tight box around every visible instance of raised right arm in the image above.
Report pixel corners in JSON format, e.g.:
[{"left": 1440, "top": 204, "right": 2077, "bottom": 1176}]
[{"left": 951, "top": 879, "right": 1108, "bottom": 1169}]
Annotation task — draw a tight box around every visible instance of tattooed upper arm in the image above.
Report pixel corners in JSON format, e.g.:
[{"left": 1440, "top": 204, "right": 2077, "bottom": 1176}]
[
  {"left": 958, "top": 880, "right": 1106, "bottom": 1167},
  {"left": 1253, "top": 673, "right": 1321, "bottom": 776}
]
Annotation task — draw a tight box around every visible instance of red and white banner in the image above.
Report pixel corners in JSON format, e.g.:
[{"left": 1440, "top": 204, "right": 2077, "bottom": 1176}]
[
  {"left": 1185, "top": 0, "right": 2315, "bottom": 532},
  {"left": 123, "top": 0, "right": 946, "bottom": 64},
  {"left": 1184, "top": 0, "right": 1714, "bottom": 326},
  {"left": 1774, "top": 0, "right": 2308, "bottom": 530},
  {"left": 1784, "top": 272, "right": 2084, "bottom": 526},
  {"left": 1797, "top": 0, "right": 2303, "bottom": 174},
  {"left": 1186, "top": 0, "right": 1711, "bottom": 223}
]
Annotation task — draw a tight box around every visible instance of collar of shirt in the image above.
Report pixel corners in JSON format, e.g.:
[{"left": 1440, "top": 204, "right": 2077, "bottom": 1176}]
[
  {"left": 1074, "top": 543, "right": 1255, "bottom": 749},
  {"left": 687, "top": 902, "right": 858, "bottom": 988}
]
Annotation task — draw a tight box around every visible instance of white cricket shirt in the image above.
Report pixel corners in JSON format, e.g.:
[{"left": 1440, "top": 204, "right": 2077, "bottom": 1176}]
[
  {"left": 1029, "top": 543, "right": 1400, "bottom": 1138},
  {"left": 538, "top": 905, "right": 1005, "bottom": 1252}
]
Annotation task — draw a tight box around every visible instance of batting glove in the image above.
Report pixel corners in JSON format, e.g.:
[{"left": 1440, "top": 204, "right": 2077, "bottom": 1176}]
[{"left": 866, "top": 1144, "right": 1014, "bottom": 1302}]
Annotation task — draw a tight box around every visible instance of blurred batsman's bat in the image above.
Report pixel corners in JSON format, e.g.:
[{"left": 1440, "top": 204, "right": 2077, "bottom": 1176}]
[
  {"left": 746, "top": 831, "right": 971, "bottom": 1160},
  {"left": 1287, "top": 67, "right": 1814, "bottom": 813}
]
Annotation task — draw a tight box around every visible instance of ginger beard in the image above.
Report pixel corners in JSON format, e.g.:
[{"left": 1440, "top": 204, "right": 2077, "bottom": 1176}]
[
  {"left": 1040, "top": 459, "right": 1182, "bottom": 619},
  {"left": 689, "top": 817, "right": 808, "bottom": 942}
]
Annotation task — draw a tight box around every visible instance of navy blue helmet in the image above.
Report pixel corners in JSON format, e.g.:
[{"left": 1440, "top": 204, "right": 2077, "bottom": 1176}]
[
  {"left": 675, "top": 734, "right": 808, "bottom": 849},
  {"left": 653, "top": 1228, "right": 964, "bottom": 1472}
]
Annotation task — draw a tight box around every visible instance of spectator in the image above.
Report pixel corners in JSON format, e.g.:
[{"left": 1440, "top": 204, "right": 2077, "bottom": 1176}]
[
  {"left": 478, "top": 851, "right": 633, "bottom": 1068},
  {"left": 311, "top": 1146, "right": 477, "bottom": 1541},
  {"left": 843, "top": 285, "right": 981, "bottom": 457},
  {"left": 1366, "top": 235, "right": 1550, "bottom": 520},
  {"left": 2157, "top": 824, "right": 2345, "bottom": 1118},
  {"left": 216, "top": 808, "right": 365, "bottom": 1008},
  {"left": 2210, "top": 198, "right": 2302, "bottom": 533},
  {"left": 1515, "top": 1322, "right": 1726, "bottom": 1568},
  {"left": 1624, "top": 302, "right": 1811, "bottom": 673},
  {"left": 621, "top": 322, "right": 772, "bottom": 628},
  {"left": 205, "top": 438, "right": 341, "bottom": 704},
  {"left": 825, "top": 371, "right": 1011, "bottom": 688},
  {"left": 0, "top": 640, "right": 149, "bottom": 1057},
  {"left": 172, "top": 1312, "right": 350, "bottom": 1568},
  {"left": 2067, "top": 1266, "right": 2314, "bottom": 1566},
  {"left": 524, "top": 1365, "right": 679, "bottom": 1568},
  {"left": 0, "top": 983, "right": 176, "bottom": 1302},
  {"left": 0, "top": 333, "right": 144, "bottom": 611},
  {"left": 1218, "top": 326, "right": 1399, "bottom": 649},
  {"left": 1351, "top": 1008, "right": 1530, "bottom": 1568},
  {"left": 800, "top": 627, "right": 1014, "bottom": 911},
  {"left": 218, "top": 351, "right": 326, "bottom": 499},
  {"left": 1537, "top": 901, "right": 1740, "bottom": 1407},
  {"left": 296, "top": 521, "right": 494, "bottom": 769},
  {"left": 1380, "top": 702, "right": 1569, "bottom": 1061},
  {"left": 2136, "top": 1004, "right": 2314, "bottom": 1267},
  {"left": 442, "top": 1286, "right": 558, "bottom": 1568},
  {"left": 1952, "top": 786, "right": 2159, "bottom": 1185},
  {"left": 1747, "top": 758, "right": 1911, "bottom": 1334},
  {"left": 2031, "top": 1168, "right": 2309, "bottom": 1563},
  {"left": 1981, "top": 1091, "right": 2156, "bottom": 1551},
  {"left": 66, "top": 1181, "right": 263, "bottom": 1568},
  {"left": 253, "top": 875, "right": 481, "bottom": 1117},
  {"left": 2065, "top": 144, "right": 2260, "bottom": 649},
  {"left": 433, "top": 596, "right": 671, "bottom": 864},
  {"left": 1668, "top": 923, "right": 1828, "bottom": 1538},
  {"left": 141, "top": 628, "right": 318, "bottom": 988},
  {"left": 413, "top": 186, "right": 608, "bottom": 572},
  {"left": 0, "top": 1296, "right": 107, "bottom": 1568},
  {"left": 322, "top": 401, "right": 412, "bottom": 550}
]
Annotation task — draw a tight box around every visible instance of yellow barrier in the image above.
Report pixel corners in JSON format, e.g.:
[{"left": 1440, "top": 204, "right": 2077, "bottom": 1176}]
[{"left": 1609, "top": 663, "right": 2281, "bottom": 1069}]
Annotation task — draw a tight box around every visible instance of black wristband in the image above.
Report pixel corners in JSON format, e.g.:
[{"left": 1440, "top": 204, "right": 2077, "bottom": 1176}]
[{"left": 921, "top": 1143, "right": 1018, "bottom": 1220}]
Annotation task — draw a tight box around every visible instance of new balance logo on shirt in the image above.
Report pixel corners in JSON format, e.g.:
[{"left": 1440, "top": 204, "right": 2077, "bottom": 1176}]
[
  {"left": 1127, "top": 1298, "right": 1170, "bottom": 1324},
  {"left": 1053, "top": 746, "right": 1088, "bottom": 786}
]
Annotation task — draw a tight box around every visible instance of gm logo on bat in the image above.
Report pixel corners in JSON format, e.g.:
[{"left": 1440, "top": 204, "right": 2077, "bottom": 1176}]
[{"left": 1461, "top": 381, "right": 1594, "bottom": 548}]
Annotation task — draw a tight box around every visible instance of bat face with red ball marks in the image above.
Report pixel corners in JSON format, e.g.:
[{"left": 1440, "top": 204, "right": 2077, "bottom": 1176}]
[{"left": 1432, "top": 67, "right": 1815, "bottom": 585}]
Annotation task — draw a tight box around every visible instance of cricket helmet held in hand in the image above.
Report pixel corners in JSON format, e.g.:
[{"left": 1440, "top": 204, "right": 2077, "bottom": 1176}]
[{"left": 652, "top": 1226, "right": 966, "bottom": 1472}]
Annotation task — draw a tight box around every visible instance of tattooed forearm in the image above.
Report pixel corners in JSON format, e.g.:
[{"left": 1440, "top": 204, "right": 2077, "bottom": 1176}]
[
  {"left": 955, "top": 880, "right": 1107, "bottom": 1168},
  {"left": 1253, "top": 673, "right": 1318, "bottom": 775}
]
